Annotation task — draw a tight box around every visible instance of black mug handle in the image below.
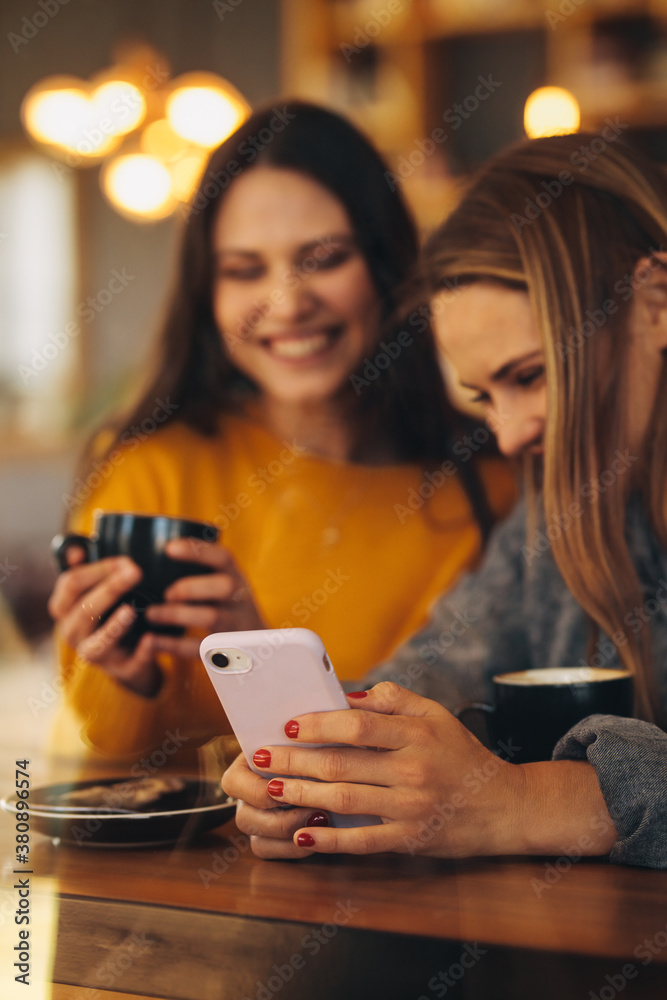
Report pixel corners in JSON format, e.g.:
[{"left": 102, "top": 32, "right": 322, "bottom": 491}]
[
  {"left": 455, "top": 702, "right": 495, "bottom": 746},
  {"left": 51, "top": 533, "right": 96, "bottom": 572}
]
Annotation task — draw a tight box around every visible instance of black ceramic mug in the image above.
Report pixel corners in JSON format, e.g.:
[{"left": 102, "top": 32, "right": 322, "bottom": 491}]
[
  {"left": 52, "top": 512, "right": 219, "bottom": 650},
  {"left": 457, "top": 667, "right": 634, "bottom": 765}
]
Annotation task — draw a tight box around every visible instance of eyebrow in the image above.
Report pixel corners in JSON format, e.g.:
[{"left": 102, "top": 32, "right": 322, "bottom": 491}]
[
  {"left": 215, "top": 233, "right": 357, "bottom": 259},
  {"left": 459, "top": 350, "right": 544, "bottom": 390}
]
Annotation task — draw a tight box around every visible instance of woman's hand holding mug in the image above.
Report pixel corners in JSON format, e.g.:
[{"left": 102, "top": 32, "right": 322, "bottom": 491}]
[
  {"left": 144, "top": 536, "right": 266, "bottom": 657},
  {"left": 48, "top": 512, "right": 265, "bottom": 696},
  {"left": 48, "top": 548, "right": 162, "bottom": 696}
]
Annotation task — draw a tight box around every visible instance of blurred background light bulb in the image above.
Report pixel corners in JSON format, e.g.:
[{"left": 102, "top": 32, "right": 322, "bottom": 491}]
[
  {"left": 22, "top": 77, "right": 122, "bottom": 160},
  {"left": 166, "top": 74, "right": 249, "bottom": 148},
  {"left": 168, "top": 150, "right": 209, "bottom": 201},
  {"left": 20, "top": 62, "right": 249, "bottom": 219},
  {"left": 524, "top": 86, "right": 580, "bottom": 139},
  {"left": 91, "top": 79, "right": 146, "bottom": 136},
  {"left": 141, "top": 118, "right": 190, "bottom": 161},
  {"left": 102, "top": 154, "right": 175, "bottom": 220},
  {"left": 23, "top": 85, "right": 90, "bottom": 147}
]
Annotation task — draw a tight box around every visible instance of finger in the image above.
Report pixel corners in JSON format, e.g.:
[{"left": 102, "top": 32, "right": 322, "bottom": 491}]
[
  {"left": 145, "top": 602, "right": 221, "bottom": 630},
  {"left": 291, "top": 822, "right": 404, "bottom": 856},
  {"left": 80, "top": 563, "right": 144, "bottom": 628},
  {"left": 265, "top": 776, "right": 395, "bottom": 818},
  {"left": 149, "top": 634, "right": 202, "bottom": 660},
  {"left": 64, "top": 545, "right": 87, "bottom": 568},
  {"left": 250, "top": 833, "right": 316, "bottom": 860},
  {"left": 149, "top": 604, "right": 257, "bottom": 653},
  {"left": 96, "top": 632, "right": 161, "bottom": 695},
  {"left": 256, "top": 744, "right": 396, "bottom": 787},
  {"left": 165, "top": 538, "right": 231, "bottom": 569},
  {"left": 54, "top": 565, "right": 144, "bottom": 650},
  {"left": 222, "top": 754, "right": 280, "bottom": 809},
  {"left": 234, "top": 799, "right": 316, "bottom": 840},
  {"left": 163, "top": 573, "right": 238, "bottom": 603},
  {"left": 49, "top": 557, "right": 139, "bottom": 619},
  {"left": 347, "top": 682, "right": 445, "bottom": 719},
  {"left": 78, "top": 603, "right": 139, "bottom": 661},
  {"left": 283, "top": 705, "right": 414, "bottom": 752}
]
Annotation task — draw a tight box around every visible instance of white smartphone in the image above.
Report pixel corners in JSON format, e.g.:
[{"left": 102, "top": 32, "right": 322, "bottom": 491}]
[{"left": 199, "top": 627, "right": 381, "bottom": 828}]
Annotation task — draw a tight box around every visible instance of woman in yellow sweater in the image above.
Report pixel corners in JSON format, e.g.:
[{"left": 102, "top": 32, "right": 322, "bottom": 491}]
[{"left": 48, "top": 101, "right": 516, "bottom": 759}]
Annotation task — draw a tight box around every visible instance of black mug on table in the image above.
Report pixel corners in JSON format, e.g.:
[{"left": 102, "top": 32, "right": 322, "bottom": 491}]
[
  {"left": 457, "top": 667, "right": 634, "bottom": 765},
  {"left": 52, "top": 512, "right": 219, "bottom": 650}
]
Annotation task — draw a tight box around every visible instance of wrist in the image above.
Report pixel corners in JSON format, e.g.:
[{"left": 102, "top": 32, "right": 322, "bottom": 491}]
[
  {"left": 114, "top": 660, "right": 163, "bottom": 698},
  {"left": 478, "top": 758, "right": 531, "bottom": 856},
  {"left": 513, "top": 760, "right": 618, "bottom": 856}
]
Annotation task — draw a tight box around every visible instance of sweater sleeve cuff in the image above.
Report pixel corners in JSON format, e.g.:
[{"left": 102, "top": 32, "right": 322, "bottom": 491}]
[
  {"left": 63, "top": 654, "right": 178, "bottom": 758},
  {"left": 552, "top": 714, "right": 667, "bottom": 869}
]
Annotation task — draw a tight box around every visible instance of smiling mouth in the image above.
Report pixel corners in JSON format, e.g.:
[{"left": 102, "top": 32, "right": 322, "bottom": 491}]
[{"left": 259, "top": 327, "right": 342, "bottom": 360}]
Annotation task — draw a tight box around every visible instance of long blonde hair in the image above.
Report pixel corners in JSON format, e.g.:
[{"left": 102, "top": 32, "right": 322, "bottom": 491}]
[{"left": 422, "top": 133, "right": 667, "bottom": 724}]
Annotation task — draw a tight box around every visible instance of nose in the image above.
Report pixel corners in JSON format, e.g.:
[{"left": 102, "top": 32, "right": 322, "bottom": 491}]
[
  {"left": 492, "top": 405, "right": 544, "bottom": 458},
  {"left": 264, "top": 270, "right": 317, "bottom": 325}
]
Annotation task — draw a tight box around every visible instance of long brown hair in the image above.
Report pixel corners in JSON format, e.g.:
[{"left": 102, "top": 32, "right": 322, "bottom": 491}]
[
  {"left": 421, "top": 133, "right": 667, "bottom": 724},
  {"left": 75, "top": 100, "right": 497, "bottom": 532}
]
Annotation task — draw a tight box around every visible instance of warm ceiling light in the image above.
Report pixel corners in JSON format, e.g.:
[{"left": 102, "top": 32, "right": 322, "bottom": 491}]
[
  {"left": 141, "top": 118, "right": 190, "bottom": 161},
  {"left": 20, "top": 57, "right": 250, "bottom": 222},
  {"left": 91, "top": 80, "right": 146, "bottom": 136},
  {"left": 102, "top": 154, "right": 175, "bottom": 220},
  {"left": 22, "top": 80, "right": 89, "bottom": 147},
  {"left": 524, "top": 86, "right": 580, "bottom": 139},
  {"left": 22, "top": 75, "right": 122, "bottom": 161},
  {"left": 168, "top": 150, "right": 209, "bottom": 201},
  {"left": 166, "top": 72, "right": 249, "bottom": 148}
]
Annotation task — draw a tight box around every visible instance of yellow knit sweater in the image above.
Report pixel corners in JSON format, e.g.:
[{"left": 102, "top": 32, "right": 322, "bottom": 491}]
[{"left": 58, "top": 413, "right": 516, "bottom": 757}]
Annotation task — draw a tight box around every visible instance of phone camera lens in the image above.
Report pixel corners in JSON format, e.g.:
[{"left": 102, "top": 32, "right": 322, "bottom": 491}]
[{"left": 211, "top": 652, "right": 230, "bottom": 669}]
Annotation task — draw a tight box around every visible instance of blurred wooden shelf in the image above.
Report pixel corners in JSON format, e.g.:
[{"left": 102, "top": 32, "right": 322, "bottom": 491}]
[
  {"left": 423, "top": 0, "right": 547, "bottom": 38},
  {"left": 577, "top": 78, "right": 667, "bottom": 127},
  {"left": 282, "top": 0, "right": 667, "bottom": 226}
]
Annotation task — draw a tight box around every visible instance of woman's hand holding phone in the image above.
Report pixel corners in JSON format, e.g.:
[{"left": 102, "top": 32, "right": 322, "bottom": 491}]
[
  {"left": 223, "top": 752, "right": 332, "bottom": 860},
  {"left": 210, "top": 633, "right": 601, "bottom": 859},
  {"left": 225, "top": 682, "right": 618, "bottom": 861},
  {"left": 202, "top": 628, "right": 382, "bottom": 838},
  {"left": 225, "top": 682, "right": 519, "bottom": 858}
]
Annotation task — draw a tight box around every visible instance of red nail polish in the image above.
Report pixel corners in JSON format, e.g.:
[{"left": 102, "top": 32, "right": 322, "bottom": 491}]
[
  {"left": 285, "top": 720, "right": 299, "bottom": 739},
  {"left": 347, "top": 690, "right": 368, "bottom": 699},
  {"left": 306, "top": 811, "right": 329, "bottom": 827},
  {"left": 267, "top": 779, "right": 284, "bottom": 797},
  {"left": 253, "top": 749, "right": 271, "bottom": 769},
  {"left": 297, "top": 832, "right": 315, "bottom": 847}
]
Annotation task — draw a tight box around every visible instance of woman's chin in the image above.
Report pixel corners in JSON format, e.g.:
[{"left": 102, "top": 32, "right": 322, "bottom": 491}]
[{"left": 258, "top": 374, "right": 354, "bottom": 409}]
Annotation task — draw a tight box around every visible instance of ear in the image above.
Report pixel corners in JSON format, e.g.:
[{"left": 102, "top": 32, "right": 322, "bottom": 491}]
[{"left": 632, "top": 254, "right": 667, "bottom": 352}]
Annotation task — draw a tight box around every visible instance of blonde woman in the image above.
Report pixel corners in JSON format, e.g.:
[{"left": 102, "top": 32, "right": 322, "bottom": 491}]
[{"left": 224, "top": 133, "right": 667, "bottom": 868}]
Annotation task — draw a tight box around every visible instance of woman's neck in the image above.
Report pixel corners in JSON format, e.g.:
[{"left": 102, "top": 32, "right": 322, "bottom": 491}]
[{"left": 250, "top": 396, "right": 397, "bottom": 465}]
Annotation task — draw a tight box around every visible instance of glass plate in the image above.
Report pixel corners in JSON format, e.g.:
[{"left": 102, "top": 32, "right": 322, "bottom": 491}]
[{"left": 1, "top": 776, "right": 236, "bottom": 848}]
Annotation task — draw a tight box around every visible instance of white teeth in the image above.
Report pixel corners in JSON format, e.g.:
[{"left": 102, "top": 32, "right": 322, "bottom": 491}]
[{"left": 268, "top": 333, "right": 330, "bottom": 358}]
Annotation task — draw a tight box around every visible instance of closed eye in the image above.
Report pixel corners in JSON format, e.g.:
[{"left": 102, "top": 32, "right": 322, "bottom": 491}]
[
  {"left": 515, "top": 365, "right": 545, "bottom": 387},
  {"left": 295, "top": 249, "right": 354, "bottom": 273},
  {"left": 467, "top": 364, "right": 545, "bottom": 403},
  {"left": 217, "top": 264, "right": 265, "bottom": 281}
]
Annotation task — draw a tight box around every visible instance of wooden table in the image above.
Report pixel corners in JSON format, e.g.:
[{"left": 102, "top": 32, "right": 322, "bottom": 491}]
[
  {"left": 6, "top": 816, "right": 666, "bottom": 1000},
  {"left": 0, "top": 652, "right": 665, "bottom": 1000}
]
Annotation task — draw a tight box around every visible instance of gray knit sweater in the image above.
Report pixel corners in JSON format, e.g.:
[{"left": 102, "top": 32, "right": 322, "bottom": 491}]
[{"left": 364, "top": 497, "right": 667, "bottom": 868}]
